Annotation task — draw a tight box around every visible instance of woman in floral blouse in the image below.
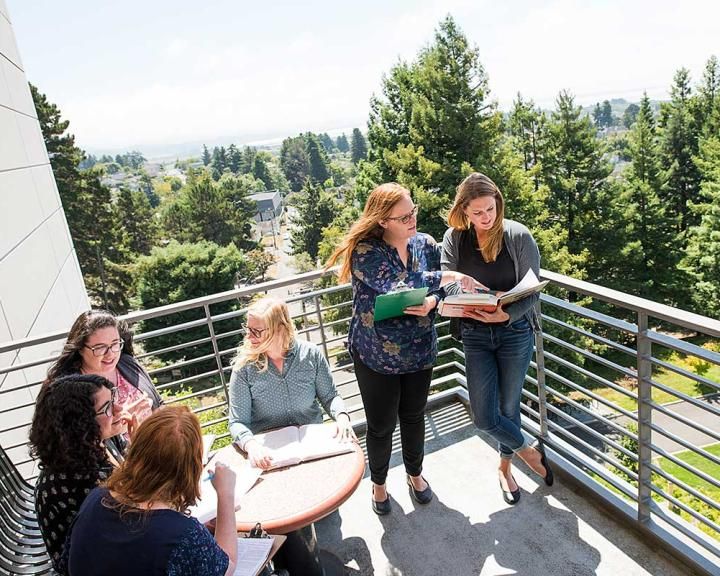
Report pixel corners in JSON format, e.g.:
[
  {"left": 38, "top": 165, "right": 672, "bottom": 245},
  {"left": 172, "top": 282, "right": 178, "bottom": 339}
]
[{"left": 326, "top": 183, "right": 479, "bottom": 515}]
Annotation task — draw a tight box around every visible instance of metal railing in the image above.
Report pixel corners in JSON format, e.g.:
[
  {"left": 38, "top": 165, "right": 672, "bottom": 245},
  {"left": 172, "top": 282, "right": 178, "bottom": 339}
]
[{"left": 1, "top": 268, "right": 719, "bottom": 574}]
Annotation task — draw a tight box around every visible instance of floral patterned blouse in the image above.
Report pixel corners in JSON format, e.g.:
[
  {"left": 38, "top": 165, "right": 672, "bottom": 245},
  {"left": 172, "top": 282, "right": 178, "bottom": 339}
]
[{"left": 348, "top": 233, "right": 443, "bottom": 374}]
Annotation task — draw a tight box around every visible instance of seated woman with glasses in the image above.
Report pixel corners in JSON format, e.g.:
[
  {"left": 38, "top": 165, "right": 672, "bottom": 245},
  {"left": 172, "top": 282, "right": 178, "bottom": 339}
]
[
  {"left": 29, "top": 373, "right": 130, "bottom": 573},
  {"left": 64, "top": 405, "right": 238, "bottom": 576},
  {"left": 45, "top": 310, "right": 163, "bottom": 448},
  {"left": 228, "top": 296, "right": 354, "bottom": 469}
]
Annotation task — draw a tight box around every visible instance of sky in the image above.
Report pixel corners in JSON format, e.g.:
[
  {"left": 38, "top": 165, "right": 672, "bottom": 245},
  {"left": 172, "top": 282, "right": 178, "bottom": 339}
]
[{"left": 6, "top": 0, "right": 720, "bottom": 154}]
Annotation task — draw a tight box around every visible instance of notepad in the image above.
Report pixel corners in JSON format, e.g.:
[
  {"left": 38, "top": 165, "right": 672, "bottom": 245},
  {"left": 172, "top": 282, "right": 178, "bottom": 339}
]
[
  {"left": 373, "top": 287, "right": 428, "bottom": 322},
  {"left": 234, "top": 537, "right": 274, "bottom": 576}
]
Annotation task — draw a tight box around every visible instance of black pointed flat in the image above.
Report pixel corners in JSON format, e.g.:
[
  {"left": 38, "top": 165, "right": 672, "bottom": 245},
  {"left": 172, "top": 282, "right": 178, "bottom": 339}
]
[
  {"left": 536, "top": 438, "right": 554, "bottom": 487},
  {"left": 499, "top": 475, "right": 521, "bottom": 505},
  {"left": 407, "top": 474, "right": 433, "bottom": 504},
  {"left": 371, "top": 486, "right": 391, "bottom": 515}
]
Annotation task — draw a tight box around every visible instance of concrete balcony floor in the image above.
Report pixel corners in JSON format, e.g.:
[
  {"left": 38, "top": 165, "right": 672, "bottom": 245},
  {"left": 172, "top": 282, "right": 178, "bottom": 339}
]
[{"left": 315, "top": 400, "right": 692, "bottom": 576}]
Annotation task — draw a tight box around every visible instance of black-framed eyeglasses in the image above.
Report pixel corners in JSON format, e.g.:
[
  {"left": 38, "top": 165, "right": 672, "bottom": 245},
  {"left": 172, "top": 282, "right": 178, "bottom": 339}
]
[
  {"left": 95, "top": 387, "right": 117, "bottom": 418},
  {"left": 244, "top": 326, "right": 269, "bottom": 339},
  {"left": 385, "top": 205, "right": 419, "bottom": 224},
  {"left": 84, "top": 340, "right": 124, "bottom": 357}
]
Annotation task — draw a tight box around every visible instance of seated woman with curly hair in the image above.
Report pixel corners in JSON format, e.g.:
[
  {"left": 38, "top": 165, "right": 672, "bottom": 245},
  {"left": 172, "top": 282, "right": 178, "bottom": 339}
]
[
  {"left": 64, "top": 405, "right": 238, "bottom": 576},
  {"left": 28, "top": 373, "right": 129, "bottom": 572}
]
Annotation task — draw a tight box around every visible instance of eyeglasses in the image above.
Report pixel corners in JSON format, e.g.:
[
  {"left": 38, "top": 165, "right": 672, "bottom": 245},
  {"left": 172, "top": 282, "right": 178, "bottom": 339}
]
[
  {"left": 244, "top": 326, "right": 269, "bottom": 339},
  {"left": 385, "top": 205, "right": 419, "bottom": 225},
  {"left": 84, "top": 340, "right": 124, "bottom": 357},
  {"left": 95, "top": 387, "right": 117, "bottom": 418}
]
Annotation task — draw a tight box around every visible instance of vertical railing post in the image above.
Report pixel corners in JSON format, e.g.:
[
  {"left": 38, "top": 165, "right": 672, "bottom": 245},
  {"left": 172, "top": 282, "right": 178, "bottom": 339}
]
[
  {"left": 533, "top": 301, "right": 548, "bottom": 438},
  {"left": 636, "top": 311, "right": 652, "bottom": 524},
  {"left": 204, "top": 304, "right": 229, "bottom": 402},
  {"left": 313, "top": 295, "right": 330, "bottom": 359}
]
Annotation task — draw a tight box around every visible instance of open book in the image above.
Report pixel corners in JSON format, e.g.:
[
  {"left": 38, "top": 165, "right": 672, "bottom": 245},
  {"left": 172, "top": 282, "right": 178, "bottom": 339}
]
[
  {"left": 438, "top": 269, "right": 548, "bottom": 317},
  {"left": 253, "top": 423, "right": 353, "bottom": 470}
]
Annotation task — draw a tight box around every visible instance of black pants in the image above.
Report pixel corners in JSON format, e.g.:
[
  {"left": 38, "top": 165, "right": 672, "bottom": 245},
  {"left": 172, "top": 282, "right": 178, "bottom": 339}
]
[{"left": 353, "top": 355, "right": 432, "bottom": 485}]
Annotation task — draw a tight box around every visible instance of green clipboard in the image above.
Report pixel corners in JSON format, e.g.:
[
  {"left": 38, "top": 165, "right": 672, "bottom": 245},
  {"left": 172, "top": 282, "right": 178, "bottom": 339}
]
[{"left": 373, "top": 287, "right": 429, "bottom": 322}]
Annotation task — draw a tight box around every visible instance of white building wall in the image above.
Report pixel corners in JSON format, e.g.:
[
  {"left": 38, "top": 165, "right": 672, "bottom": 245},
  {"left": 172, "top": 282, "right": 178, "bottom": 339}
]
[{"left": 0, "top": 1, "right": 91, "bottom": 477}]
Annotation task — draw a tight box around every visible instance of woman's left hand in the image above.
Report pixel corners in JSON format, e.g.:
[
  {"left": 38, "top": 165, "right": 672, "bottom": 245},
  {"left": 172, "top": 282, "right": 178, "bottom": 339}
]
[
  {"left": 334, "top": 413, "right": 357, "bottom": 443},
  {"left": 404, "top": 296, "right": 437, "bottom": 317},
  {"left": 463, "top": 303, "right": 510, "bottom": 324}
]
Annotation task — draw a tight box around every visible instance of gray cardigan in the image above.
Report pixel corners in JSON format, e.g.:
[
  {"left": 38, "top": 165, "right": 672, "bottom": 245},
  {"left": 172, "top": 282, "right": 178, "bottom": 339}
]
[{"left": 441, "top": 219, "right": 541, "bottom": 329}]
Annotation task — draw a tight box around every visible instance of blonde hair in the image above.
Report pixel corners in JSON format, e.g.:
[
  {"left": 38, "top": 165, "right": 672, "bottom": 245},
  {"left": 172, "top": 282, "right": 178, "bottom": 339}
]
[
  {"left": 325, "top": 183, "right": 411, "bottom": 282},
  {"left": 447, "top": 173, "right": 505, "bottom": 262},
  {"left": 233, "top": 297, "right": 295, "bottom": 371}
]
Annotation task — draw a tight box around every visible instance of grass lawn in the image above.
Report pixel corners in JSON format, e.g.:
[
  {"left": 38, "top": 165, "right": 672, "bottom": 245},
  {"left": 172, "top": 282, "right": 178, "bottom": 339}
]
[{"left": 658, "top": 443, "right": 720, "bottom": 502}]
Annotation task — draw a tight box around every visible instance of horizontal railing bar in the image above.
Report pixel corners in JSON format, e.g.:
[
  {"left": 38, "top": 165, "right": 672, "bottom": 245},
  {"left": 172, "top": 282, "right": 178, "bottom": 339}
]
[
  {"left": 648, "top": 331, "right": 720, "bottom": 366},
  {"left": 539, "top": 269, "right": 720, "bottom": 337},
  {"left": 648, "top": 482, "right": 720, "bottom": 536},
  {"left": 647, "top": 400, "right": 720, "bottom": 443},
  {"left": 163, "top": 385, "right": 225, "bottom": 405},
  {"left": 543, "top": 349, "right": 639, "bottom": 402},
  {"left": 540, "top": 314, "right": 637, "bottom": 356},
  {"left": 155, "top": 370, "right": 220, "bottom": 391},
  {"left": 148, "top": 353, "right": 217, "bottom": 375},
  {"left": 649, "top": 379, "right": 720, "bottom": 419},
  {"left": 648, "top": 441, "right": 720, "bottom": 491},
  {"left": 0, "top": 353, "right": 60, "bottom": 376},
  {"left": 648, "top": 499, "right": 720, "bottom": 559},
  {"left": 543, "top": 333, "right": 637, "bottom": 379},
  {"left": 138, "top": 335, "right": 214, "bottom": 359},
  {"left": 648, "top": 462, "right": 720, "bottom": 512},
  {"left": 540, "top": 293, "right": 638, "bottom": 334},
  {"left": 649, "top": 356, "right": 720, "bottom": 393},
  {"left": 647, "top": 422, "right": 720, "bottom": 467}
]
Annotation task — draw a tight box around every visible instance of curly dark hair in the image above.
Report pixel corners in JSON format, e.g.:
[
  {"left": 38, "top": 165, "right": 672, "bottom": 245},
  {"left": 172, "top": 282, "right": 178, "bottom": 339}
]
[
  {"left": 45, "top": 310, "right": 136, "bottom": 384},
  {"left": 29, "top": 374, "right": 113, "bottom": 474}
]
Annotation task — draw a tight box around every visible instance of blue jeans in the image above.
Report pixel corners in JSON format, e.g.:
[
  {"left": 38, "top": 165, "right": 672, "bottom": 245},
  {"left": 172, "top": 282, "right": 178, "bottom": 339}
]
[{"left": 461, "top": 318, "right": 534, "bottom": 459}]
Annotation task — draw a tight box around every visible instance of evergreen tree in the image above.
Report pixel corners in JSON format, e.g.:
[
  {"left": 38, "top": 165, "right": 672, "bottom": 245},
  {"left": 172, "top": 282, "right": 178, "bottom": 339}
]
[
  {"left": 240, "top": 146, "right": 257, "bottom": 175},
  {"left": 350, "top": 128, "right": 368, "bottom": 163},
  {"left": 622, "top": 103, "right": 641, "bottom": 128},
  {"left": 252, "top": 152, "right": 274, "bottom": 189},
  {"left": 202, "top": 144, "right": 211, "bottom": 166},
  {"left": 319, "top": 133, "right": 336, "bottom": 152},
  {"left": 336, "top": 133, "right": 350, "bottom": 152},
  {"left": 30, "top": 83, "right": 132, "bottom": 311},
  {"left": 116, "top": 187, "right": 159, "bottom": 256},
  {"left": 682, "top": 136, "right": 720, "bottom": 318},
  {"left": 620, "top": 94, "right": 683, "bottom": 302},
  {"left": 508, "top": 94, "right": 546, "bottom": 190},
  {"left": 542, "top": 91, "right": 613, "bottom": 257},
  {"left": 290, "top": 180, "right": 338, "bottom": 260},
  {"left": 367, "top": 16, "right": 502, "bottom": 201},
  {"left": 659, "top": 68, "right": 702, "bottom": 230},
  {"left": 280, "top": 136, "right": 310, "bottom": 192},
  {"left": 227, "top": 144, "right": 241, "bottom": 173},
  {"left": 305, "top": 133, "right": 331, "bottom": 184},
  {"left": 695, "top": 55, "right": 720, "bottom": 137}
]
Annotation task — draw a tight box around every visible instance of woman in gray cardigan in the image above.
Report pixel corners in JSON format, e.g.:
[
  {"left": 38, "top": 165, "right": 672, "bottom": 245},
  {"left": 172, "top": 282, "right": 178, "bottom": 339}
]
[{"left": 441, "top": 172, "right": 553, "bottom": 505}]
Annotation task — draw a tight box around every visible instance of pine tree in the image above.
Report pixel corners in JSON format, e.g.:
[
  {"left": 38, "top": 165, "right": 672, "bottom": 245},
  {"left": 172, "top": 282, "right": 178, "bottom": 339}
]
[
  {"left": 305, "top": 133, "right": 330, "bottom": 184},
  {"left": 350, "top": 128, "right": 368, "bottom": 163},
  {"left": 116, "top": 187, "right": 159, "bottom": 256},
  {"left": 280, "top": 136, "right": 310, "bottom": 192},
  {"left": 319, "top": 133, "right": 336, "bottom": 152},
  {"left": 695, "top": 55, "right": 720, "bottom": 137},
  {"left": 682, "top": 136, "right": 720, "bottom": 318},
  {"left": 542, "top": 91, "right": 613, "bottom": 257},
  {"left": 227, "top": 144, "right": 241, "bottom": 173},
  {"left": 290, "top": 180, "right": 338, "bottom": 260},
  {"left": 30, "top": 84, "right": 132, "bottom": 311},
  {"left": 335, "top": 133, "right": 350, "bottom": 152},
  {"left": 202, "top": 144, "right": 211, "bottom": 166},
  {"left": 508, "top": 94, "right": 546, "bottom": 190},
  {"left": 659, "top": 68, "right": 702, "bottom": 230}
]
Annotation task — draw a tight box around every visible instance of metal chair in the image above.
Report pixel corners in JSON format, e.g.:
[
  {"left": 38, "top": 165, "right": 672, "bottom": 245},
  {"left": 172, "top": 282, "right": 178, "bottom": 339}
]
[{"left": 0, "top": 444, "right": 54, "bottom": 575}]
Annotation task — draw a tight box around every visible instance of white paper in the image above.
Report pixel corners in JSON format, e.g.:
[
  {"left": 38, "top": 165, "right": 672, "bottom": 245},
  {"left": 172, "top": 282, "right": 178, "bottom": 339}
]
[
  {"left": 189, "top": 464, "right": 261, "bottom": 523},
  {"left": 254, "top": 423, "right": 353, "bottom": 470},
  {"left": 233, "top": 538, "right": 274, "bottom": 576},
  {"left": 202, "top": 434, "right": 217, "bottom": 465}
]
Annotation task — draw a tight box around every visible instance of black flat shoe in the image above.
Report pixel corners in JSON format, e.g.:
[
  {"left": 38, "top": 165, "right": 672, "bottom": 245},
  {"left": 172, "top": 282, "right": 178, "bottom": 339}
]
[
  {"left": 407, "top": 475, "right": 433, "bottom": 504},
  {"left": 372, "top": 486, "right": 391, "bottom": 516},
  {"left": 536, "top": 438, "right": 554, "bottom": 487},
  {"left": 499, "top": 475, "right": 521, "bottom": 505}
]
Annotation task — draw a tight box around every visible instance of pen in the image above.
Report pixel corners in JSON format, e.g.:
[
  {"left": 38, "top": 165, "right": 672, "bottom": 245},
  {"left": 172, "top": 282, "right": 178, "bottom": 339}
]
[{"left": 202, "top": 451, "right": 218, "bottom": 481}]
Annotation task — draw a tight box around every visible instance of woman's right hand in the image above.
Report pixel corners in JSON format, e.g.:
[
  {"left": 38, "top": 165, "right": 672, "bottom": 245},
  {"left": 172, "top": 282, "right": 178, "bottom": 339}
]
[
  {"left": 210, "top": 462, "right": 236, "bottom": 498},
  {"left": 245, "top": 439, "right": 274, "bottom": 470},
  {"left": 442, "top": 271, "right": 487, "bottom": 292}
]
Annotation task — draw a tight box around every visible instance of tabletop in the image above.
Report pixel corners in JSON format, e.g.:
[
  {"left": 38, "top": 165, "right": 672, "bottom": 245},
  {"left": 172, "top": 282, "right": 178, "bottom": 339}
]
[{"left": 214, "top": 441, "right": 366, "bottom": 534}]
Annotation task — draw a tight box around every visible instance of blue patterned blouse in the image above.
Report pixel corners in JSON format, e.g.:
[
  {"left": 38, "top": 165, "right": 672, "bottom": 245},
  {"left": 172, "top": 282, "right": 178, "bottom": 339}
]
[{"left": 348, "top": 233, "right": 443, "bottom": 374}]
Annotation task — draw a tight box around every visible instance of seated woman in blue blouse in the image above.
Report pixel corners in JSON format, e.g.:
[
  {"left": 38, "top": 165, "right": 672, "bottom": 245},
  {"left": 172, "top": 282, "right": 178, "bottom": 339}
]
[
  {"left": 64, "top": 405, "right": 238, "bottom": 576},
  {"left": 228, "top": 296, "right": 354, "bottom": 469}
]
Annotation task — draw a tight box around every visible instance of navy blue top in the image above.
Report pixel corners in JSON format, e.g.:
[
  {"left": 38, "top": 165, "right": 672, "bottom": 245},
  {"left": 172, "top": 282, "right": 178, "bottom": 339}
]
[
  {"left": 64, "top": 488, "right": 228, "bottom": 576},
  {"left": 348, "top": 233, "right": 442, "bottom": 374}
]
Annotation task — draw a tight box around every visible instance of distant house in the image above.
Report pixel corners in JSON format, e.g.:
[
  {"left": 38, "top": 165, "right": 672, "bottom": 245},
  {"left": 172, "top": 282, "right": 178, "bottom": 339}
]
[{"left": 249, "top": 190, "right": 283, "bottom": 237}]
